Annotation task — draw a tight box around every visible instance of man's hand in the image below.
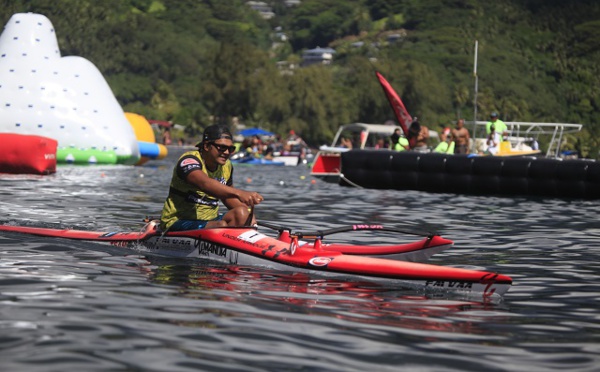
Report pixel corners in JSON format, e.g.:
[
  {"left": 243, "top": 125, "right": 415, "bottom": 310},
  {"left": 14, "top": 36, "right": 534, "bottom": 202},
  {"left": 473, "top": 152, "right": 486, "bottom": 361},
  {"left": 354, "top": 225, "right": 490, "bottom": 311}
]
[{"left": 237, "top": 190, "right": 264, "bottom": 206}]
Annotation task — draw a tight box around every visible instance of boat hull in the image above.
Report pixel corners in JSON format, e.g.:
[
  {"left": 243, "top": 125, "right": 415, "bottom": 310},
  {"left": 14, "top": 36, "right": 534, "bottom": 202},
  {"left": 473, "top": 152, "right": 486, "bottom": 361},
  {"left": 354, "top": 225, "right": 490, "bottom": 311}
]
[
  {"left": 272, "top": 155, "right": 300, "bottom": 166},
  {"left": 309, "top": 123, "right": 405, "bottom": 181},
  {"left": 232, "top": 157, "right": 285, "bottom": 166},
  {"left": 310, "top": 150, "right": 343, "bottom": 181}
]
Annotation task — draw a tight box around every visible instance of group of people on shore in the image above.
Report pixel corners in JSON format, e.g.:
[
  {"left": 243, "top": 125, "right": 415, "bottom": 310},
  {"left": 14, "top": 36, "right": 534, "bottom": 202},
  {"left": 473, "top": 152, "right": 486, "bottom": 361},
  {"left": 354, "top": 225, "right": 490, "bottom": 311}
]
[{"left": 388, "top": 112, "right": 509, "bottom": 155}]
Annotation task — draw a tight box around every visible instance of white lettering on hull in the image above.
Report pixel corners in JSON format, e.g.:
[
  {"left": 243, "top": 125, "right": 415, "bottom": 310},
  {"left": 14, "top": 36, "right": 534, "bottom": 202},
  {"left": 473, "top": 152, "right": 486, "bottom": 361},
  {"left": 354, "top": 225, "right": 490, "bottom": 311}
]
[{"left": 425, "top": 280, "right": 473, "bottom": 289}]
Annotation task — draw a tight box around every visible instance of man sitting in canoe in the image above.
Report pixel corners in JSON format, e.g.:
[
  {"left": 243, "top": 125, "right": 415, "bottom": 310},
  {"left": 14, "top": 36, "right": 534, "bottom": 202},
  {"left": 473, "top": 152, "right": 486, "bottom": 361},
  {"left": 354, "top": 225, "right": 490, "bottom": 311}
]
[{"left": 160, "top": 124, "right": 264, "bottom": 231}]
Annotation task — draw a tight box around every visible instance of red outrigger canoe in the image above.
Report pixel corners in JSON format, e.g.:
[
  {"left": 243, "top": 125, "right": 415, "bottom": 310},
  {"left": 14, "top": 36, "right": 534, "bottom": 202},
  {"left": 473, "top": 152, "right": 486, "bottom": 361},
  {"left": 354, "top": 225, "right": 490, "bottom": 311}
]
[{"left": 0, "top": 221, "right": 512, "bottom": 298}]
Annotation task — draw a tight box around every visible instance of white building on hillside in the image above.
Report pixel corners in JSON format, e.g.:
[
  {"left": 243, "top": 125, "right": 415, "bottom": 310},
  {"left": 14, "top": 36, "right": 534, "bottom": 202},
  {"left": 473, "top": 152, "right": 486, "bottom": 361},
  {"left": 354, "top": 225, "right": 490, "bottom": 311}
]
[{"left": 301, "top": 47, "right": 336, "bottom": 67}]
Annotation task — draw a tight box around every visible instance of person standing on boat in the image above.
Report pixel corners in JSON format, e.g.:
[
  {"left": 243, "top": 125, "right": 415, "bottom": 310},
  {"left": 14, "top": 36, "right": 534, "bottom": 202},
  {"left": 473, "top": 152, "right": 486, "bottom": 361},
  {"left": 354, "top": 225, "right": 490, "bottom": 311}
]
[
  {"left": 486, "top": 112, "right": 508, "bottom": 141},
  {"left": 160, "top": 124, "right": 264, "bottom": 231},
  {"left": 451, "top": 118, "right": 470, "bottom": 154}
]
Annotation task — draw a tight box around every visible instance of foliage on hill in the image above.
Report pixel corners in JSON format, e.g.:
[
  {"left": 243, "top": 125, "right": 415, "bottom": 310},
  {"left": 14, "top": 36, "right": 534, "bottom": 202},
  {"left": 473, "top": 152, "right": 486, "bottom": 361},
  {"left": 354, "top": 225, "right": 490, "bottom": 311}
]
[{"left": 1, "top": 0, "right": 599, "bottom": 157}]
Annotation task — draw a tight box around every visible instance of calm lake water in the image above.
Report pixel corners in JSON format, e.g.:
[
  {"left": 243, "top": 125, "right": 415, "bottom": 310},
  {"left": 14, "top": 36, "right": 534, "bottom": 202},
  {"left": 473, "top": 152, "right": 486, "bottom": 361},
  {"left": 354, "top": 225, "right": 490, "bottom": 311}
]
[{"left": 1, "top": 147, "right": 599, "bottom": 371}]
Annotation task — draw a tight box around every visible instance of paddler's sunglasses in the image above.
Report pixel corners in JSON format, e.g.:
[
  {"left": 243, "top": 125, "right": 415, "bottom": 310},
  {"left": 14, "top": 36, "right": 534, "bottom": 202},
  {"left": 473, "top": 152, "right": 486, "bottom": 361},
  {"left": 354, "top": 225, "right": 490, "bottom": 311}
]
[{"left": 209, "top": 142, "right": 236, "bottom": 153}]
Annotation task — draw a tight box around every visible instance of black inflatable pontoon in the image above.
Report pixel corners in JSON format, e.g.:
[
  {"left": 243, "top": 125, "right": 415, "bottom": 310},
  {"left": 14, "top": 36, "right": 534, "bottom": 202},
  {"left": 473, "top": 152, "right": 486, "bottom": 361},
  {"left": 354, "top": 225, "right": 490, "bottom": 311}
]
[{"left": 340, "top": 150, "right": 600, "bottom": 199}]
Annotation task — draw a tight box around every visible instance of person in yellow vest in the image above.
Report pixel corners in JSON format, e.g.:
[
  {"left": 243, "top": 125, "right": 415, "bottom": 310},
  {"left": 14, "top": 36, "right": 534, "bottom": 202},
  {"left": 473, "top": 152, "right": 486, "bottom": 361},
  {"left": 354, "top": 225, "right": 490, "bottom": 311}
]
[
  {"left": 160, "top": 125, "right": 264, "bottom": 231},
  {"left": 390, "top": 128, "right": 409, "bottom": 151},
  {"left": 434, "top": 127, "right": 455, "bottom": 154},
  {"left": 485, "top": 112, "right": 509, "bottom": 141}
]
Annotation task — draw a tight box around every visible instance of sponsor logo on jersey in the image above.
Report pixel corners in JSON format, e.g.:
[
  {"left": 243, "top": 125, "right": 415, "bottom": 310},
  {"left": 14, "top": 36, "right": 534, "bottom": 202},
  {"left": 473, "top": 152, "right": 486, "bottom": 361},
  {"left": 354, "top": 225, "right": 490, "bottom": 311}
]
[{"left": 180, "top": 158, "right": 200, "bottom": 167}]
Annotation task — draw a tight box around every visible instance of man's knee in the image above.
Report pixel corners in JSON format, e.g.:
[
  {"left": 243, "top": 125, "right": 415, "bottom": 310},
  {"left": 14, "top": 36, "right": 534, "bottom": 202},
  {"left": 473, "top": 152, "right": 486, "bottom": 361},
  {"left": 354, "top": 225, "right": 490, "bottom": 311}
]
[{"left": 206, "top": 220, "right": 227, "bottom": 228}]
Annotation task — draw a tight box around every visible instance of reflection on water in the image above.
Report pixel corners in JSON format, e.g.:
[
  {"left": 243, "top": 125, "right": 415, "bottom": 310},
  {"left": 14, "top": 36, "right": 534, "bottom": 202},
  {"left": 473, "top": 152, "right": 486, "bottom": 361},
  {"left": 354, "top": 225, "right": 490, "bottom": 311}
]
[
  {"left": 148, "top": 260, "right": 502, "bottom": 338},
  {"left": 1, "top": 148, "right": 599, "bottom": 371}
]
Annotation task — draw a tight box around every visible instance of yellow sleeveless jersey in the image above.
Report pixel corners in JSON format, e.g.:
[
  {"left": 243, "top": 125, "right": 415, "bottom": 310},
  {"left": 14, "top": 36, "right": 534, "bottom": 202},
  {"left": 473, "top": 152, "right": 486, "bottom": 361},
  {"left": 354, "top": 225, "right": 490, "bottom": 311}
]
[{"left": 160, "top": 149, "right": 233, "bottom": 230}]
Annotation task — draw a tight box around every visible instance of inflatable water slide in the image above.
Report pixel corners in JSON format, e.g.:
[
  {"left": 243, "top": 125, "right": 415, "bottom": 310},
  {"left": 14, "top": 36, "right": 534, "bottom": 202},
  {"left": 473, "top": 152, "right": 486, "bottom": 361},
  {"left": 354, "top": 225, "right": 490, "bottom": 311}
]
[{"left": 0, "top": 13, "right": 166, "bottom": 174}]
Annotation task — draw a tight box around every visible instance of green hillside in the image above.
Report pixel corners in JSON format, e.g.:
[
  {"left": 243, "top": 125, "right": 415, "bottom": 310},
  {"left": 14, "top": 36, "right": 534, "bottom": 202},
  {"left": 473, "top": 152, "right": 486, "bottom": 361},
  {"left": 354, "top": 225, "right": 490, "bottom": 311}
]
[{"left": 1, "top": 0, "right": 599, "bottom": 157}]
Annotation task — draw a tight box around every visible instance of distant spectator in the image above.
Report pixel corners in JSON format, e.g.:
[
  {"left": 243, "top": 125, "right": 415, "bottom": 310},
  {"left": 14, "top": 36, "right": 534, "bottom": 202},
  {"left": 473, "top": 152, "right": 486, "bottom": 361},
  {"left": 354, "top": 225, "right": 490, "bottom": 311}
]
[
  {"left": 434, "top": 127, "right": 454, "bottom": 154},
  {"left": 340, "top": 136, "right": 353, "bottom": 149},
  {"left": 451, "top": 118, "right": 470, "bottom": 154},
  {"left": 264, "top": 138, "right": 276, "bottom": 159},
  {"left": 162, "top": 127, "right": 172, "bottom": 146},
  {"left": 486, "top": 124, "right": 502, "bottom": 155},
  {"left": 390, "top": 128, "right": 409, "bottom": 151},
  {"left": 486, "top": 112, "right": 508, "bottom": 141},
  {"left": 408, "top": 120, "right": 429, "bottom": 151},
  {"left": 251, "top": 135, "right": 263, "bottom": 156}
]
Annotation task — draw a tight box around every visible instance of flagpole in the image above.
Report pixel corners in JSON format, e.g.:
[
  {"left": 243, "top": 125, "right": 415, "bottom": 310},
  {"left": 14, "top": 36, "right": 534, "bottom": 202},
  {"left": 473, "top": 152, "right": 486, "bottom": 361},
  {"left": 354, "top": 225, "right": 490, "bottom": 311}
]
[{"left": 472, "top": 40, "right": 478, "bottom": 153}]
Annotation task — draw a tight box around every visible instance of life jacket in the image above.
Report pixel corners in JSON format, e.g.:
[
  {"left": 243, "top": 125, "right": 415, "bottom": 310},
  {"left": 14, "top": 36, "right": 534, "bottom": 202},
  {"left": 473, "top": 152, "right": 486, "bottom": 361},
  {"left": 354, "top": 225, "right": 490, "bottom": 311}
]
[
  {"left": 393, "top": 137, "right": 409, "bottom": 152},
  {"left": 160, "top": 149, "right": 233, "bottom": 230},
  {"left": 434, "top": 141, "right": 455, "bottom": 154}
]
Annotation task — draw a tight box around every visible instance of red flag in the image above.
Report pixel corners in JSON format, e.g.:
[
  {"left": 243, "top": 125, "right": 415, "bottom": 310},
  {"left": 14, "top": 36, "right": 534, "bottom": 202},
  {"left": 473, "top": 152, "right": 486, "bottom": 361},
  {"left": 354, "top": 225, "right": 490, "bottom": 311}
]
[{"left": 375, "top": 71, "right": 412, "bottom": 136}]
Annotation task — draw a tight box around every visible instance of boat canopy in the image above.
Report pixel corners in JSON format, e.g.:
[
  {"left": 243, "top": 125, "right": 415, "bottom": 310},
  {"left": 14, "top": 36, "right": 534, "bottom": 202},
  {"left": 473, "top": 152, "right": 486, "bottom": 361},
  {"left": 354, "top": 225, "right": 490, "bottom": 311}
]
[
  {"left": 329, "top": 123, "right": 439, "bottom": 150},
  {"left": 330, "top": 123, "right": 401, "bottom": 149}
]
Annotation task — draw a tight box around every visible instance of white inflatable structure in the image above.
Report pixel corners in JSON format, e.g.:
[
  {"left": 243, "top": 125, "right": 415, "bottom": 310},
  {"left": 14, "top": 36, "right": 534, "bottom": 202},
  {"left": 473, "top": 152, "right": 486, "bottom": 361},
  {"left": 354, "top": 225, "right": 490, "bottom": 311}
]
[{"left": 0, "top": 13, "right": 140, "bottom": 164}]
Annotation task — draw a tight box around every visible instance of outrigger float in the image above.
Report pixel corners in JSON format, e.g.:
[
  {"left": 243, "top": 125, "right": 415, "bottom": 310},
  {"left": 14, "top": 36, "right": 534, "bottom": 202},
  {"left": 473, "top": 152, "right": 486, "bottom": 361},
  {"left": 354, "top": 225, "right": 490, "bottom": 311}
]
[{"left": 0, "top": 221, "right": 512, "bottom": 298}]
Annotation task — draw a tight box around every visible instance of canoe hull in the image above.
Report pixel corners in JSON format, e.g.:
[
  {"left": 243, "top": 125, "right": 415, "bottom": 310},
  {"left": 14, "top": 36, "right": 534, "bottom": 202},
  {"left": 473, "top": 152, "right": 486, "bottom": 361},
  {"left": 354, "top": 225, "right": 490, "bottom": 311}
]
[{"left": 0, "top": 223, "right": 511, "bottom": 297}]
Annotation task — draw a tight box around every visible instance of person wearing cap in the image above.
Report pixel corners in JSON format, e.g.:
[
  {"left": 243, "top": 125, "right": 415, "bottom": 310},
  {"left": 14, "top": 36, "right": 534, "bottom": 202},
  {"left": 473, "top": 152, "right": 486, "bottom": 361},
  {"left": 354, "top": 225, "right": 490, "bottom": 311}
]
[
  {"left": 485, "top": 112, "right": 508, "bottom": 141},
  {"left": 160, "top": 124, "right": 264, "bottom": 231},
  {"left": 451, "top": 118, "right": 470, "bottom": 154}
]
